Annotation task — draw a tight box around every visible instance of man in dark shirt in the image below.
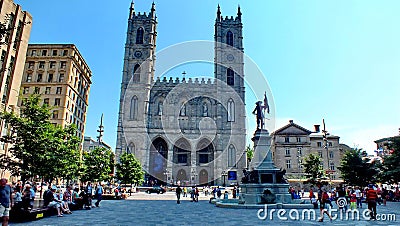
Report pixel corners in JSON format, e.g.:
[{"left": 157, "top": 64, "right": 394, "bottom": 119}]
[{"left": 0, "top": 178, "right": 13, "bottom": 226}]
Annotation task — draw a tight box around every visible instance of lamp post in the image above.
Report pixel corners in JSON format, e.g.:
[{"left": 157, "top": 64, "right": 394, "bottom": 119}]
[
  {"left": 221, "top": 170, "right": 228, "bottom": 187},
  {"left": 163, "top": 169, "right": 170, "bottom": 186}
]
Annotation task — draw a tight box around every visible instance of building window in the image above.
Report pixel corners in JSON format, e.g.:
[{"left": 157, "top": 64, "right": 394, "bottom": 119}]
[
  {"left": 226, "top": 31, "right": 233, "bottom": 46},
  {"left": 56, "top": 87, "right": 62, "bottom": 94},
  {"left": 48, "top": 74, "right": 53, "bottom": 82},
  {"left": 296, "top": 137, "right": 301, "bottom": 142},
  {"left": 199, "top": 154, "right": 209, "bottom": 164},
  {"left": 52, "top": 50, "right": 57, "bottom": 56},
  {"left": 228, "top": 145, "right": 236, "bottom": 167},
  {"left": 329, "top": 142, "right": 333, "bottom": 147},
  {"left": 28, "top": 61, "right": 34, "bottom": 69},
  {"left": 26, "top": 74, "right": 32, "bottom": 82},
  {"left": 22, "top": 87, "right": 29, "bottom": 94},
  {"left": 133, "top": 64, "right": 140, "bottom": 82},
  {"left": 31, "top": 49, "right": 36, "bottom": 56},
  {"left": 58, "top": 74, "right": 64, "bottom": 82},
  {"left": 177, "top": 154, "right": 187, "bottom": 164},
  {"left": 157, "top": 102, "right": 163, "bottom": 116},
  {"left": 52, "top": 110, "right": 59, "bottom": 119},
  {"left": 286, "top": 160, "right": 291, "bottom": 169},
  {"left": 285, "top": 148, "right": 290, "bottom": 156},
  {"left": 62, "top": 50, "right": 68, "bottom": 56},
  {"left": 43, "top": 98, "right": 49, "bottom": 105},
  {"left": 49, "top": 61, "right": 56, "bottom": 69},
  {"left": 227, "top": 99, "right": 235, "bottom": 122},
  {"left": 54, "top": 98, "right": 60, "bottom": 106},
  {"left": 329, "top": 151, "right": 334, "bottom": 159},
  {"left": 285, "top": 137, "right": 290, "bottom": 143},
  {"left": 299, "top": 159, "right": 303, "bottom": 169},
  {"left": 130, "top": 96, "right": 138, "bottom": 120},
  {"left": 227, "top": 68, "right": 234, "bottom": 86},
  {"left": 330, "top": 162, "right": 335, "bottom": 171},
  {"left": 136, "top": 27, "right": 144, "bottom": 44},
  {"left": 38, "top": 61, "right": 45, "bottom": 69},
  {"left": 36, "top": 74, "right": 43, "bottom": 82},
  {"left": 34, "top": 87, "right": 40, "bottom": 94},
  {"left": 297, "top": 147, "right": 302, "bottom": 156},
  {"left": 42, "top": 50, "right": 47, "bottom": 56},
  {"left": 318, "top": 151, "right": 322, "bottom": 158},
  {"left": 60, "top": 61, "right": 66, "bottom": 69},
  {"left": 317, "top": 142, "right": 322, "bottom": 147},
  {"left": 45, "top": 87, "right": 51, "bottom": 94}
]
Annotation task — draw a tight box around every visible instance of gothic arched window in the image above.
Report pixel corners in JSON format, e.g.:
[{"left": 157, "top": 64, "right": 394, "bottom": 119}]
[
  {"left": 227, "top": 68, "right": 234, "bottom": 86},
  {"left": 133, "top": 64, "right": 140, "bottom": 82},
  {"left": 227, "top": 99, "right": 235, "bottom": 122},
  {"left": 127, "top": 143, "right": 135, "bottom": 155},
  {"left": 226, "top": 31, "right": 234, "bottom": 46},
  {"left": 136, "top": 27, "right": 144, "bottom": 44},
  {"left": 228, "top": 145, "right": 236, "bottom": 167},
  {"left": 130, "top": 96, "right": 138, "bottom": 120}
]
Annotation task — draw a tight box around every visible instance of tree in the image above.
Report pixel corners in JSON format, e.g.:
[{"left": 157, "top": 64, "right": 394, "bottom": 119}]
[
  {"left": 115, "top": 153, "right": 144, "bottom": 186},
  {"left": 379, "top": 137, "right": 400, "bottom": 184},
  {"left": 0, "top": 95, "right": 81, "bottom": 186},
  {"left": 81, "top": 147, "right": 114, "bottom": 183},
  {"left": 303, "top": 153, "right": 324, "bottom": 184},
  {"left": 338, "top": 148, "right": 378, "bottom": 187}
]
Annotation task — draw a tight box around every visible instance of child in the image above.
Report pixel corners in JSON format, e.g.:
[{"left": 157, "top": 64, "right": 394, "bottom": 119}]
[
  {"left": 350, "top": 193, "right": 357, "bottom": 210},
  {"left": 311, "top": 195, "right": 318, "bottom": 209}
]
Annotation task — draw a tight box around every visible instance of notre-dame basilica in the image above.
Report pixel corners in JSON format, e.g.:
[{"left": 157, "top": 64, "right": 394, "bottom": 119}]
[{"left": 116, "top": 2, "right": 247, "bottom": 186}]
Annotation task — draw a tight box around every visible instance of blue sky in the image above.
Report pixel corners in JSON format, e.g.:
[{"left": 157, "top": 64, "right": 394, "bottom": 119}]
[{"left": 15, "top": 0, "right": 400, "bottom": 153}]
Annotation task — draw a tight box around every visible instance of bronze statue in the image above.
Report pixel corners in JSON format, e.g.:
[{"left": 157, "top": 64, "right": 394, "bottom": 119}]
[{"left": 252, "top": 92, "right": 270, "bottom": 130}]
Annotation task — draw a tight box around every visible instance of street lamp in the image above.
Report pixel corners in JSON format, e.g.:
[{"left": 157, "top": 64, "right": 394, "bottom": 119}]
[
  {"left": 163, "top": 169, "right": 170, "bottom": 186},
  {"left": 221, "top": 170, "right": 228, "bottom": 187}
]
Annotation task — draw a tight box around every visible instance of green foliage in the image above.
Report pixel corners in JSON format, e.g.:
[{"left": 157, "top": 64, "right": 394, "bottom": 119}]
[
  {"left": 338, "top": 148, "right": 378, "bottom": 187},
  {"left": 81, "top": 147, "right": 114, "bottom": 182},
  {"left": 115, "top": 153, "right": 144, "bottom": 186},
  {"left": 0, "top": 95, "right": 81, "bottom": 182},
  {"left": 303, "top": 153, "right": 324, "bottom": 184},
  {"left": 379, "top": 137, "right": 400, "bottom": 184},
  {"left": 246, "top": 145, "right": 254, "bottom": 162}
]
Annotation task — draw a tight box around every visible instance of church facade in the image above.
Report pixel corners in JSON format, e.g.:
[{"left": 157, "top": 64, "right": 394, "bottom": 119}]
[{"left": 116, "top": 3, "right": 247, "bottom": 186}]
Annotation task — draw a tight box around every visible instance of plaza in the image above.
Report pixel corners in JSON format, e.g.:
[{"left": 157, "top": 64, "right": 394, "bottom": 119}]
[{"left": 12, "top": 193, "right": 400, "bottom": 226}]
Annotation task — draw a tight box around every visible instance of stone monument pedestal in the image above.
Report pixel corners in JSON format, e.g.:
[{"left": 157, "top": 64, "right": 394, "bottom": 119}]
[{"left": 239, "top": 129, "right": 292, "bottom": 204}]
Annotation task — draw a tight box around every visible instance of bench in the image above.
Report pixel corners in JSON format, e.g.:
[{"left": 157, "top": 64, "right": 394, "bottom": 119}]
[{"left": 9, "top": 207, "right": 55, "bottom": 223}]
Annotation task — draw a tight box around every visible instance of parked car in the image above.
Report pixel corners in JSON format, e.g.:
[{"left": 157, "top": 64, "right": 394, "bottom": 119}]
[{"left": 146, "top": 186, "right": 166, "bottom": 194}]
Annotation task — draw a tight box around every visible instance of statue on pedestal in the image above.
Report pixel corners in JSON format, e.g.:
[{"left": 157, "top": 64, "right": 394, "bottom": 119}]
[{"left": 252, "top": 92, "right": 270, "bottom": 130}]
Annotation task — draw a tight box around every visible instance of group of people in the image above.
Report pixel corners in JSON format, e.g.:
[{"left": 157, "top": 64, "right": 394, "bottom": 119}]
[
  {"left": 43, "top": 182, "right": 104, "bottom": 217},
  {"left": 174, "top": 185, "right": 239, "bottom": 204},
  {"left": 307, "top": 183, "right": 395, "bottom": 221}
]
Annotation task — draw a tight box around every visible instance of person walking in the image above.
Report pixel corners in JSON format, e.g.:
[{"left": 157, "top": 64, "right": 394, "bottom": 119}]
[
  {"left": 366, "top": 184, "right": 378, "bottom": 220},
  {"left": 0, "top": 178, "right": 13, "bottom": 226},
  {"left": 318, "top": 191, "right": 333, "bottom": 222},
  {"left": 95, "top": 183, "right": 103, "bottom": 207},
  {"left": 176, "top": 185, "right": 182, "bottom": 204},
  {"left": 355, "top": 186, "right": 363, "bottom": 208}
]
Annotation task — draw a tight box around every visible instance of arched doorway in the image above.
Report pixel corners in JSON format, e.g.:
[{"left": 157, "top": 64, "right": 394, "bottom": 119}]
[
  {"left": 149, "top": 137, "right": 168, "bottom": 183},
  {"left": 199, "top": 169, "right": 208, "bottom": 185},
  {"left": 176, "top": 169, "right": 187, "bottom": 185}
]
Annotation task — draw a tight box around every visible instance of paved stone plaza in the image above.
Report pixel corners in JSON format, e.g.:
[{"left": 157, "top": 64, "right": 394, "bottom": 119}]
[{"left": 12, "top": 193, "right": 400, "bottom": 226}]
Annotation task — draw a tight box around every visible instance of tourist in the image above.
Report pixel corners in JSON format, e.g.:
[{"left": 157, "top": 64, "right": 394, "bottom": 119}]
[
  {"left": 349, "top": 192, "right": 357, "bottom": 210},
  {"left": 63, "top": 185, "right": 73, "bottom": 207},
  {"left": 216, "top": 186, "right": 222, "bottom": 199},
  {"left": 354, "top": 186, "right": 363, "bottom": 208},
  {"left": 224, "top": 191, "right": 229, "bottom": 199},
  {"left": 95, "top": 183, "right": 103, "bottom": 207},
  {"left": 176, "top": 185, "right": 182, "bottom": 204},
  {"left": 13, "top": 186, "right": 22, "bottom": 209},
  {"left": 22, "top": 184, "right": 34, "bottom": 210},
  {"left": 45, "top": 186, "right": 64, "bottom": 217},
  {"left": 85, "top": 182, "right": 94, "bottom": 207},
  {"left": 366, "top": 184, "right": 378, "bottom": 220},
  {"left": 183, "top": 187, "right": 187, "bottom": 197},
  {"left": 232, "top": 186, "right": 237, "bottom": 199},
  {"left": 0, "top": 178, "right": 13, "bottom": 226},
  {"left": 195, "top": 187, "right": 199, "bottom": 202},
  {"left": 318, "top": 191, "right": 333, "bottom": 222},
  {"left": 72, "top": 187, "right": 83, "bottom": 209},
  {"left": 56, "top": 189, "right": 72, "bottom": 214},
  {"left": 382, "top": 188, "right": 388, "bottom": 206}
]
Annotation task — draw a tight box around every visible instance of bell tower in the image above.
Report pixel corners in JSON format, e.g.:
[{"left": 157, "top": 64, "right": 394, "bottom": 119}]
[
  {"left": 214, "top": 5, "right": 245, "bottom": 101},
  {"left": 116, "top": 2, "right": 157, "bottom": 160}
]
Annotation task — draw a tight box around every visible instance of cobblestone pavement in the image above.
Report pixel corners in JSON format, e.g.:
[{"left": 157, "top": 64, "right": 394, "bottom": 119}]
[{"left": 12, "top": 193, "right": 400, "bottom": 226}]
